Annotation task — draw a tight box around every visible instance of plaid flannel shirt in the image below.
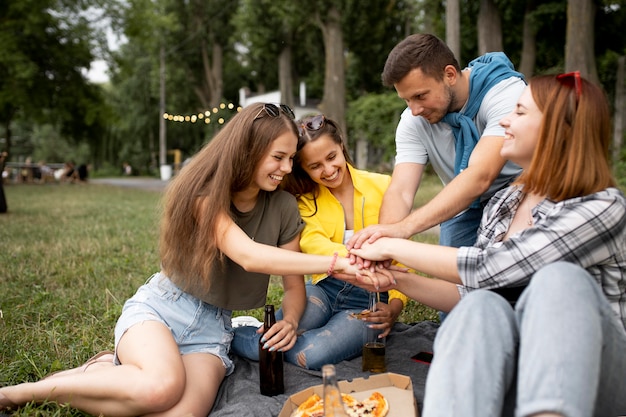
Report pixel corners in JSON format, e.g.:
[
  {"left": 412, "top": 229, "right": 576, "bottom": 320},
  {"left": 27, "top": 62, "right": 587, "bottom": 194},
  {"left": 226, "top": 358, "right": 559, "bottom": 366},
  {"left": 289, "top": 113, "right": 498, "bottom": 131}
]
[{"left": 457, "top": 186, "right": 626, "bottom": 330}]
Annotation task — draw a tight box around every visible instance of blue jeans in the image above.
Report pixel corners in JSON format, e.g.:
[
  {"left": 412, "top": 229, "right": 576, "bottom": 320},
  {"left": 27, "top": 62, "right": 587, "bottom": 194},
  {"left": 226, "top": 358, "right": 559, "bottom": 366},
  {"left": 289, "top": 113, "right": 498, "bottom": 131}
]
[
  {"left": 231, "top": 277, "right": 388, "bottom": 370},
  {"left": 423, "top": 262, "right": 626, "bottom": 417},
  {"left": 115, "top": 273, "right": 235, "bottom": 375},
  {"left": 438, "top": 205, "right": 484, "bottom": 248}
]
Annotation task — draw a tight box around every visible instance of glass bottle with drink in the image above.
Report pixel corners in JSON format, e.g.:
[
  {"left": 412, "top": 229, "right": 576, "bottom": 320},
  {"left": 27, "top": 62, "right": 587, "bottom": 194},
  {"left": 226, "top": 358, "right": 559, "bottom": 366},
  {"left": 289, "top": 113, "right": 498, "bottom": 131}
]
[
  {"left": 259, "top": 304, "right": 284, "bottom": 396},
  {"left": 322, "top": 364, "right": 350, "bottom": 416},
  {"left": 362, "top": 291, "right": 386, "bottom": 373}
]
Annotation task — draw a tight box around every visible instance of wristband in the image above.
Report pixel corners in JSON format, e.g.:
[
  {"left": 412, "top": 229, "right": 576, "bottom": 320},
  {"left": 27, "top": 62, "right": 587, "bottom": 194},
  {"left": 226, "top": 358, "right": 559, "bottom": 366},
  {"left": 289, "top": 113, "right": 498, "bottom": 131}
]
[{"left": 327, "top": 252, "right": 339, "bottom": 277}]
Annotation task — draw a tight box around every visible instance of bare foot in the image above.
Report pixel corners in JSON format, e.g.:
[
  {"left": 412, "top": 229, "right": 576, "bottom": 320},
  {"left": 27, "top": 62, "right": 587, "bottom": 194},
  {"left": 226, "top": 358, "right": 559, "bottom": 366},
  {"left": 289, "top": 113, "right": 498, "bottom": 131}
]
[{"left": 0, "top": 390, "right": 17, "bottom": 411}]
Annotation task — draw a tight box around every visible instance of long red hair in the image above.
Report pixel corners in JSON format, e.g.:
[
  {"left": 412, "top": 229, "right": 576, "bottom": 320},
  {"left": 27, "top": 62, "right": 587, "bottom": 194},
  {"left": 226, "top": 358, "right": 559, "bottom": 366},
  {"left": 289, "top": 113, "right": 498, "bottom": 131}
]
[{"left": 515, "top": 74, "right": 615, "bottom": 201}]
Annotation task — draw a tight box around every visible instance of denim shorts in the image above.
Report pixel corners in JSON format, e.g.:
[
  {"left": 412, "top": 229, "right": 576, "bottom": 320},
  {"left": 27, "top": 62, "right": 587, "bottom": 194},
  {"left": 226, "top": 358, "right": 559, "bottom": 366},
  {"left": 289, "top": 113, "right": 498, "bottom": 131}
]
[{"left": 114, "top": 273, "right": 235, "bottom": 375}]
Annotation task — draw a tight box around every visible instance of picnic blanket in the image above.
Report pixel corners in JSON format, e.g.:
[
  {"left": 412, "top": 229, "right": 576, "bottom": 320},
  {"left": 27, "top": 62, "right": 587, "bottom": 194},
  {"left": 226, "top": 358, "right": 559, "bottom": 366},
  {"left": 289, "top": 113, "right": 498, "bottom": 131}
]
[{"left": 209, "top": 320, "right": 440, "bottom": 416}]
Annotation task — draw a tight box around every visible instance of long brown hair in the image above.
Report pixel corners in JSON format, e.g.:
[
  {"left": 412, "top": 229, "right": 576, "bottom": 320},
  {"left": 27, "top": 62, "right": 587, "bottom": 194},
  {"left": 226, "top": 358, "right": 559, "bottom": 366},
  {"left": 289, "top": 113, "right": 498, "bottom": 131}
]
[
  {"left": 159, "top": 103, "right": 298, "bottom": 290},
  {"left": 517, "top": 74, "right": 616, "bottom": 201}
]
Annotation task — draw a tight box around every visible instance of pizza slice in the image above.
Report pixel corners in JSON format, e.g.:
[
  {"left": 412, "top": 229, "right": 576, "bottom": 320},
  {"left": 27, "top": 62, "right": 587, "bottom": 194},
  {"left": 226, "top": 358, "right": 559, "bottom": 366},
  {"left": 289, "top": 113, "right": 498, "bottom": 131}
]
[{"left": 291, "top": 391, "right": 389, "bottom": 417}]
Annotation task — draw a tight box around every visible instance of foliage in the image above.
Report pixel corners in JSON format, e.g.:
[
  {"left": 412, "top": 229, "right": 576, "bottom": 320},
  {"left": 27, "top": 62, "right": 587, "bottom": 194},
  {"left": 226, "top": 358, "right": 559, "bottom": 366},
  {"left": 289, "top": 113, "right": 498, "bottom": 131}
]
[
  {"left": 0, "top": 0, "right": 110, "bottom": 159},
  {"left": 342, "top": 0, "right": 411, "bottom": 97},
  {"left": 346, "top": 92, "right": 407, "bottom": 167},
  {"left": 1, "top": 0, "right": 626, "bottom": 182}
]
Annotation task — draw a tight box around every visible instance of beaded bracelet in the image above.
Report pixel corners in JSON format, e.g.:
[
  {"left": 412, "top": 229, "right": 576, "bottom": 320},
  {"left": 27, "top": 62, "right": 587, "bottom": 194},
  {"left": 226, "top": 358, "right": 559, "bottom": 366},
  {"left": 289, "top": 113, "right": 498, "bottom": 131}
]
[{"left": 327, "top": 252, "right": 339, "bottom": 277}]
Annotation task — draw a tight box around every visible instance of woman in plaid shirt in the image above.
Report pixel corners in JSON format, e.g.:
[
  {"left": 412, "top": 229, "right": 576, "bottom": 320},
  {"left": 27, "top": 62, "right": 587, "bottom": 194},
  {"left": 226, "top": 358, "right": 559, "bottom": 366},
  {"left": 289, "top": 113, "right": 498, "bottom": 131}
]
[{"left": 349, "top": 73, "right": 625, "bottom": 417}]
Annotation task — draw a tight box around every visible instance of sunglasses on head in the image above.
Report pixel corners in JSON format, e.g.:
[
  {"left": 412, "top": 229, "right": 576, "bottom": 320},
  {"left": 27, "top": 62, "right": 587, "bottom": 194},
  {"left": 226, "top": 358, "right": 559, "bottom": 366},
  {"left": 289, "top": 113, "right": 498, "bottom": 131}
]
[
  {"left": 254, "top": 103, "right": 295, "bottom": 120},
  {"left": 556, "top": 71, "right": 582, "bottom": 105},
  {"left": 297, "top": 114, "right": 326, "bottom": 137}
]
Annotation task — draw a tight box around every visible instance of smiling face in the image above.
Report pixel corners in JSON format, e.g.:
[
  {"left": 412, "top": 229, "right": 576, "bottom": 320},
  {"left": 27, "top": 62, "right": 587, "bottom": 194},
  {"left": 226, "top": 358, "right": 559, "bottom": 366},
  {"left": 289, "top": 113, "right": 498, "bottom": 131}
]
[
  {"left": 298, "top": 134, "right": 348, "bottom": 190},
  {"left": 394, "top": 67, "right": 457, "bottom": 123},
  {"left": 251, "top": 131, "right": 297, "bottom": 192},
  {"left": 499, "top": 86, "right": 543, "bottom": 169}
]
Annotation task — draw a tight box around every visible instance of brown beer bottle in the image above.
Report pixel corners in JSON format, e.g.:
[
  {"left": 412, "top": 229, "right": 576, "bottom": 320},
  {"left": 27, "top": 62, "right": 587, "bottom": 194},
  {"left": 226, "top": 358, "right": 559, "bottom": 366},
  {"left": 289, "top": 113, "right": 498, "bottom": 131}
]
[
  {"left": 259, "top": 304, "right": 284, "bottom": 396},
  {"left": 322, "top": 364, "right": 350, "bottom": 416}
]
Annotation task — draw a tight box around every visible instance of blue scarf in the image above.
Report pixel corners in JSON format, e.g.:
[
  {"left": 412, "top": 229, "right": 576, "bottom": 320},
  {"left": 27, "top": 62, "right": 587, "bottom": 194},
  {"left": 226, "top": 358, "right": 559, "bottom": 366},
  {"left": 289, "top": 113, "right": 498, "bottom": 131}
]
[{"left": 443, "top": 52, "right": 525, "bottom": 207}]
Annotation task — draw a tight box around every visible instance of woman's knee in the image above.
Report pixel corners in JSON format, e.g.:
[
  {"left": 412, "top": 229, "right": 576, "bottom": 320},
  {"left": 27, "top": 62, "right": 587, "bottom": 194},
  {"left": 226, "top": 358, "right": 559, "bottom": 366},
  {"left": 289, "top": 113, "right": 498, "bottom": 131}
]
[
  {"left": 517, "top": 262, "right": 601, "bottom": 320},
  {"left": 528, "top": 262, "right": 596, "bottom": 296},
  {"left": 533, "top": 262, "right": 590, "bottom": 284},
  {"left": 443, "top": 290, "right": 516, "bottom": 334},
  {"left": 435, "top": 290, "right": 518, "bottom": 355},
  {"left": 130, "top": 371, "right": 186, "bottom": 412},
  {"left": 453, "top": 290, "right": 512, "bottom": 316}
]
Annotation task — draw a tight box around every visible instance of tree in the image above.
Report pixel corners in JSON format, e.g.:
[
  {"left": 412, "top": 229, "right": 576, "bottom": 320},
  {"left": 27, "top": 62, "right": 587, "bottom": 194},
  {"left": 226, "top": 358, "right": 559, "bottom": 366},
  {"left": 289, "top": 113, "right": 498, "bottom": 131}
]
[
  {"left": 446, "top": 0, "right": 461, "bottom": 61},
  {"left": 0, "top": 0, "right": 108, "bottom": 159},
  {"left": 233, "top": 0, "right": 303, "bottom": 109},
  {"left": 315, "top": 4, "right": 347, "bottom": 134},
  {"left": 518, "top": 0, "right": 539, "bottom": 77},
  {"left": 564, "top": 0, "right": 598, "bottom": 83},
  {"left": 187, "top": 0, "right": 239, "bottom": 109},
  {"left": 477, "top": 0, "right": 503, "bottom": 54}
]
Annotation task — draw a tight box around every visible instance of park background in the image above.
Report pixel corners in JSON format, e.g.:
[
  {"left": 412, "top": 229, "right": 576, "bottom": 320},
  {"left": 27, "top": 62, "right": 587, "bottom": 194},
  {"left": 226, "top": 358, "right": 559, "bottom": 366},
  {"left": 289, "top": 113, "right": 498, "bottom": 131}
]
[
  {"left": 1, "top": 0, "right": 625, "bottom": 182},
  {"left": 2, "top": 1, "right": 626, "bottom": 415}
]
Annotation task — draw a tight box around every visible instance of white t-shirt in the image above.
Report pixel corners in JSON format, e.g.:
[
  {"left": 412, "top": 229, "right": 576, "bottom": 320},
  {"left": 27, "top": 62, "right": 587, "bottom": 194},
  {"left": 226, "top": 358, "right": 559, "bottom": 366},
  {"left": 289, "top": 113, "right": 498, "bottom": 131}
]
[{"left": 394, "top": 76, "right": 526, "bottom": 203}]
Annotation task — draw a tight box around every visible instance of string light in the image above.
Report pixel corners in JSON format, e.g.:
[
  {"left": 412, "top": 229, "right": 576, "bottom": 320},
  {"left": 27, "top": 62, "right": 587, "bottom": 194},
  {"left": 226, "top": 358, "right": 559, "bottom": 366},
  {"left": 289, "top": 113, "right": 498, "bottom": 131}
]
[{"left": 162, "top": 102, "right": 242, "bottom": 124}]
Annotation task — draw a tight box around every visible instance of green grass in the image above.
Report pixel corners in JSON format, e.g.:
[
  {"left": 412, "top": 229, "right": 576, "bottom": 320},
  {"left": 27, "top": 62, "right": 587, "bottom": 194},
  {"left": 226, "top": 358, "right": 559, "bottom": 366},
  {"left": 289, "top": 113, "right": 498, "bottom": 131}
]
[{"left": 0, "top": 177, "right": 442, "bottom": 416}]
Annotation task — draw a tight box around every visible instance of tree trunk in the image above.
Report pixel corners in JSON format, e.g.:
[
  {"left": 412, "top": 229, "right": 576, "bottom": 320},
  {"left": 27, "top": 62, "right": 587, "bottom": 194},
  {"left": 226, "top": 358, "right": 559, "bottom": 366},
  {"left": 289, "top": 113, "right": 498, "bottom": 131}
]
[
  {"left": 159, "top": 46, "right": 167, "bottom": 167},
  {"left": 318, "top": 5, "right": 346, "bottom": 135},
  {"left": 477, "top": 0, "right": 502, "bottom": 54},
  {"left": 279, "top": 46, "right": 294, "bottom": 109},
  {"left": 356, "top": 136, "right": 368, "bottom": 170},
  {"left": 0, "top": 147, "right": 7, "bottom": 213},
  {"left": 210, "top": 41, "right": 223, "bottom": 108},
  {"left": 518, "top": 0, "right": 537, "bottom": 78},
  {"left": 446, "top": 0, "right": 461, "bottom": 62},
  {"left": 195, "top": 39, "right": 224, "bottom": 109},
  {"left": 614, "top": 56, "right": 625, "bottom": 166},
  {"left": 565, "top": 0, "right": 598, "bottom": 84}
]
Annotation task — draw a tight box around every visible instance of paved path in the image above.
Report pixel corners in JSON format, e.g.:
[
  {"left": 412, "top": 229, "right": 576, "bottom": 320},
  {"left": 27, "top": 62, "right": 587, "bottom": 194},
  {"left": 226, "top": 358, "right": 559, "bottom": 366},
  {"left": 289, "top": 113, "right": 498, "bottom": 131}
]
[{"left": 91, "top": 177, "right": 168, "bottom": 192}]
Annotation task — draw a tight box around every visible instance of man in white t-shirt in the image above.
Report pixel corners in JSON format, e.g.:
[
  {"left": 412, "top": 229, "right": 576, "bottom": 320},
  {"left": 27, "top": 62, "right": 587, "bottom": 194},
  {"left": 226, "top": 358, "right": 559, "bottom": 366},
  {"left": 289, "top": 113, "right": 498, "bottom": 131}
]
[{"left": 348, "top": 33, "right": 525, "bottom": 264}]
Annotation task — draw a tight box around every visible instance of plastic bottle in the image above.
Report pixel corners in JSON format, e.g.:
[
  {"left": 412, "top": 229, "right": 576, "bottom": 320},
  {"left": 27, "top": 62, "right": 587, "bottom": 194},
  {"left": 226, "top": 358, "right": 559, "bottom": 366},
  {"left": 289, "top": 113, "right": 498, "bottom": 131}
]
[
  {"left": 259, "top": 304, "right": 284, "bottom": 396},
  {"left": 322, "top": 364, "right": 350, "bottom": 416}
]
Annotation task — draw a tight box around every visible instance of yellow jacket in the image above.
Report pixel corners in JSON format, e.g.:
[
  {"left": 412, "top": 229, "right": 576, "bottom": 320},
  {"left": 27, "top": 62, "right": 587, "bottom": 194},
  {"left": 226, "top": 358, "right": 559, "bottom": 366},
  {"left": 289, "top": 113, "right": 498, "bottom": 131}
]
[{"left": 297, "top": 164, "right": 409, "bottom": 306}]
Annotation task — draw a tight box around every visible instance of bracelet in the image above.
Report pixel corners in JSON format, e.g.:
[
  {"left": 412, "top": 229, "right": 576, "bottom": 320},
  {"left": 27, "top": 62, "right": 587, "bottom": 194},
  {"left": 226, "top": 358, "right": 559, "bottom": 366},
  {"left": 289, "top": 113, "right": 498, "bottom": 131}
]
[{"left": 327, "top": 252, "right": 339, "bottom": 277}]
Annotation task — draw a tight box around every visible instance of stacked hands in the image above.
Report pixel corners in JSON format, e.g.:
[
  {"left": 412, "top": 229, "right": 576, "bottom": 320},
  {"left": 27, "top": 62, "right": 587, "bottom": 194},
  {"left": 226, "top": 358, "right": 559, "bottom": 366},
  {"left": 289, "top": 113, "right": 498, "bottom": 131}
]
[
  {"left": 336, "top": 224, "right": 408, "bottom": 293},
  {"left": 259, "top": 231, "right": 403, "bottom": 351}
]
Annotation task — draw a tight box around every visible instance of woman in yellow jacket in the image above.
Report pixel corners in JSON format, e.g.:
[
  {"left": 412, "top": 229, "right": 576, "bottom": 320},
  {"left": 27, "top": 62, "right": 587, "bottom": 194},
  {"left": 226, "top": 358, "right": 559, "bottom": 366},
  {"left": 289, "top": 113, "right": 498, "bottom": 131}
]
[{"left": 232, "top": 114, "right": 408, "bottom": 370}]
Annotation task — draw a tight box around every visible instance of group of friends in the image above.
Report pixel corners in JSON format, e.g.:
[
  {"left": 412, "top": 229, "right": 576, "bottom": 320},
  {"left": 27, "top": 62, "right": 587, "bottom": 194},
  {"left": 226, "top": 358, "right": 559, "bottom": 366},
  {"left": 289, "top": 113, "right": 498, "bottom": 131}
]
[{"left": 1, "top": 33, "right": 624, "bottom": 417}]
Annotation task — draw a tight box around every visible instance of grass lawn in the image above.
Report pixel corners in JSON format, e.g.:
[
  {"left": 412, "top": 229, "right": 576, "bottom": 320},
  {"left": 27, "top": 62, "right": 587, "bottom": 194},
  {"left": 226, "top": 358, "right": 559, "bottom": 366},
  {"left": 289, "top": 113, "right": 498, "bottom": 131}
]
[{"left": 0, "top": 177, "right": 442, "bottom": 415}]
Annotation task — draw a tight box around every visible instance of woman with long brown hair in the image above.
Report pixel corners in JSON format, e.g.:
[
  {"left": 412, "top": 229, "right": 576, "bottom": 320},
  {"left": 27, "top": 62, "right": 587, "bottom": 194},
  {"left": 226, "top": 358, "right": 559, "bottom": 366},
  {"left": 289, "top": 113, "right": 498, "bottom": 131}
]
[
  {"left": 0, "top": 103, "right": 373, "bottom": 416},
  {"left": 232, "top": 114, "right": 407, "bottom": 370}
]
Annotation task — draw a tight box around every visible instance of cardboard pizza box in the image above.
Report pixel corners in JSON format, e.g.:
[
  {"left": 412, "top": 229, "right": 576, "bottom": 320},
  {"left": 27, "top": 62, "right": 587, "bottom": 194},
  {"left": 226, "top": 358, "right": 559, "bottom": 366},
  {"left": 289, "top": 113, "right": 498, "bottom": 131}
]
[{"left": 278, "top": 372, "right": 418, "bottom": 417}]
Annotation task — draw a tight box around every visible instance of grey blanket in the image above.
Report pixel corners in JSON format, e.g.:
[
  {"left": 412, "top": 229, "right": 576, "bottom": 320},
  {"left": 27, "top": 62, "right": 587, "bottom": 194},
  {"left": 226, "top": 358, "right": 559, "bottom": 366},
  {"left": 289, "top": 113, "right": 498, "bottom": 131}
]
[{"left": 209, "top": 320, "right": 439, "bottom": 416}]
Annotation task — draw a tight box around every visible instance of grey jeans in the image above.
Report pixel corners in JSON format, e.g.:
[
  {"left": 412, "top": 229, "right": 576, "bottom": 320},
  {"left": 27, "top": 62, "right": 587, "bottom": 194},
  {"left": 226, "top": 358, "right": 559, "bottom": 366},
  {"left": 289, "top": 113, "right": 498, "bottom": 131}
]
[{"left": 423, "top": 262, "right": 626, "bottom": 417}]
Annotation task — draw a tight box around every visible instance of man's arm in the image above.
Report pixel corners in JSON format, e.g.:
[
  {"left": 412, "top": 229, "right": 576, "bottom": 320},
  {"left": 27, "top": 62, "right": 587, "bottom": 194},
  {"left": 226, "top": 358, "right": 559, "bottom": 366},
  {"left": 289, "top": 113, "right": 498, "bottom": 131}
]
[
  {"left": 378, "top": 162, "right": 424, "bottom": 224},
  {"left": 396, "top": 135, "right": 507, "bottom": 235},
  {"left": 348, "top": 136, "right": 506, "bottom": 252}
]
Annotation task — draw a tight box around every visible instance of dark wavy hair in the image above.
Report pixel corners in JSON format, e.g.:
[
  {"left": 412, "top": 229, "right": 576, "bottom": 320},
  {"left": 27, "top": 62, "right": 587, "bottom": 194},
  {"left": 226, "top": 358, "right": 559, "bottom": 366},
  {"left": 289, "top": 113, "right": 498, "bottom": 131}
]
[
  {"left": 382, "top": 33, "right": 461, "bottom": 87},
  {"left": 282, "top": 115, "right": 354, "bottom": 218}
]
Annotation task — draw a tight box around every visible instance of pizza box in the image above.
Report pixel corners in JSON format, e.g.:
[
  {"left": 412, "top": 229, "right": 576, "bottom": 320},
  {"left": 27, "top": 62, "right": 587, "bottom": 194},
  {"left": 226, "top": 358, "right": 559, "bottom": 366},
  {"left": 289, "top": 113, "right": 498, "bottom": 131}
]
[{"left": 278, "top": 372, "right": 418, "bottom": 417}]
